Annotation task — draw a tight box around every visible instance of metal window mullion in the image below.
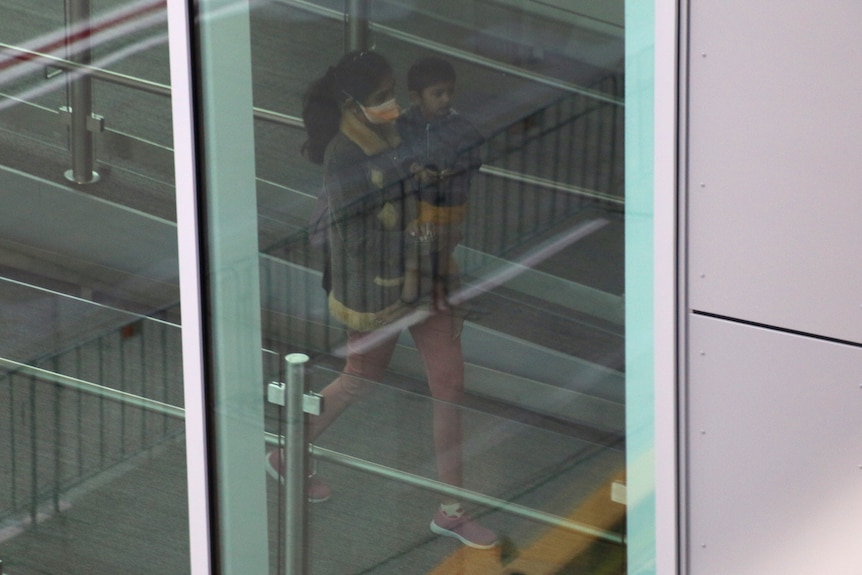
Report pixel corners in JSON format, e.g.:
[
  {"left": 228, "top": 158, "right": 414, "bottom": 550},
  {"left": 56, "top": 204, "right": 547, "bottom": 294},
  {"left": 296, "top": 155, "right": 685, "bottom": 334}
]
[{"left": 166, "top": 1, "right": 213, "bottom": 574}]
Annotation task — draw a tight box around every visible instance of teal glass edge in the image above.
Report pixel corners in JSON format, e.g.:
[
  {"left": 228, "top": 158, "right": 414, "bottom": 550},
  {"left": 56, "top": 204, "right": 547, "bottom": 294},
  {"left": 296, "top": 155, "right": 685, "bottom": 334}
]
[{"left": 624, "top": 1, "right": 657, "bottom": 574}]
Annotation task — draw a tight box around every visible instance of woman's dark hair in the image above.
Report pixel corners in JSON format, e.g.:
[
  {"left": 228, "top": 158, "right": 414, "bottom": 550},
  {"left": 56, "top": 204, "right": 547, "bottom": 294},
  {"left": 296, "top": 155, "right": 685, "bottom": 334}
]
[
  {"left": 406, "top": 56, "right": 456, "bottom": 94},
  {"left": 301, "top": 50, "right": 393, "bottom": 164}
]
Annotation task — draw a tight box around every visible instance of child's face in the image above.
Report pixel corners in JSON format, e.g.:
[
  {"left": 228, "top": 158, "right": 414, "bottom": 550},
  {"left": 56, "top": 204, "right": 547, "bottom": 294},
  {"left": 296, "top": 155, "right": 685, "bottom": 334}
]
[{"left": 411, "top": 81, "right": 455, "bottom": 121}]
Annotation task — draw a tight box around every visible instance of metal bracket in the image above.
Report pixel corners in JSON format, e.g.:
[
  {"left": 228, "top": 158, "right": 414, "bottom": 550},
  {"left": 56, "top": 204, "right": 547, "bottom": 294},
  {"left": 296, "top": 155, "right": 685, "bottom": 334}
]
[
  {"left": 44, "top": 66, "right": 63, "bottom": 80},
  {"left": 302, "top": 392, "right": 324, "bottom": 416},
  {"left": 266, "top": 381, "right": 323, "bottom": 415},
  {"left": 87, "top": 113, "right": 105, "bottom": 133},
  {"left": 610, "top": 480, "right": 627, "bottom": 505},
  {"left": 267, "top": 381, "right": 285, "bottom": 406},
  {"left": 57, "top": 106, "right": 105, "bottom": 132}
]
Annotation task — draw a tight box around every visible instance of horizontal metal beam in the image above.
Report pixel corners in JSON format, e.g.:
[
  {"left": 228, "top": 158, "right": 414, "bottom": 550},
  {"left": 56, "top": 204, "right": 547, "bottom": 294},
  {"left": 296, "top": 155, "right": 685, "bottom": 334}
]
[
  {"left": 0, "top": 42, "right": 172, "bottom": 97},
  {"left": 309, "top": 444, "right": 625, "bottom": 544},
  {"left": 481, "top": 165, "right": 624, "bottom": 205},
  {"left": 0, "top": 356, "right": 184, "bottom": 419}
]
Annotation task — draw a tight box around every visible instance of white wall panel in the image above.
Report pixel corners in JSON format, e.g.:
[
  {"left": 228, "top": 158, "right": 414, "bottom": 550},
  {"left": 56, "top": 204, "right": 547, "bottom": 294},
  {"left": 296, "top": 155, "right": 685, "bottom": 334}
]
[
  {"left": 687, "top": 0, "right": 862, "bottom": 344},
  {"left": 687, "top": 314, "right": 862, "bottom": 575}
]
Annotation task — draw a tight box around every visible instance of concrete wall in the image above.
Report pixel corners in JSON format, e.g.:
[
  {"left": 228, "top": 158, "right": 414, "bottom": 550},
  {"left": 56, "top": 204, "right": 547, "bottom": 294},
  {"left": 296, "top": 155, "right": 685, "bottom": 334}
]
[{"left": 684, "top": 1, "right": 862, "bottom": 573}]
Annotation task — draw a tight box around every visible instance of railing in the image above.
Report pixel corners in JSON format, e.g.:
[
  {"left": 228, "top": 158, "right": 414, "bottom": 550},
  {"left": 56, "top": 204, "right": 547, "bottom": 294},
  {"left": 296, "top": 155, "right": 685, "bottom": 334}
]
[
  {"left": 0, "top": 0, "right": 622, "bottom": 200},
  {"left": 0, "top": 308, "right": 183, "bottom": 525},
  {"left": 0, "top": 327, "right": 624, "bottom": 548}
]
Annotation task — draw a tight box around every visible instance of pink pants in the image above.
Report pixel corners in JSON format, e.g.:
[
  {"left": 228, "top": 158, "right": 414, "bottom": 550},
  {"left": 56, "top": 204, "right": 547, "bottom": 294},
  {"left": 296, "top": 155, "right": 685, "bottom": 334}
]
[{"left": 309, "top": 310, "right": 465, "bottom": 487}]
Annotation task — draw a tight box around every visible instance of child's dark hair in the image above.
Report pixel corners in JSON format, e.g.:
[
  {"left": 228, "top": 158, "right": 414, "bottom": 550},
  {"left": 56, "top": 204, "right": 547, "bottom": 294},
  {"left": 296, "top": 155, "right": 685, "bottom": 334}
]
[
  {"left": 302, "top": 50, "right": 393, "bottom": 164},
  {"left": 406, "top": 56, "right": 456, "bottom": 94}
]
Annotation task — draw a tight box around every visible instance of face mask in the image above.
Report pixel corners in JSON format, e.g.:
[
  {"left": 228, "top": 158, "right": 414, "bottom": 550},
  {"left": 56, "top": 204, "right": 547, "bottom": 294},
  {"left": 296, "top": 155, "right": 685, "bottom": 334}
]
[{"left": 360, "top": 98, "right": 400, "bottom": 124}]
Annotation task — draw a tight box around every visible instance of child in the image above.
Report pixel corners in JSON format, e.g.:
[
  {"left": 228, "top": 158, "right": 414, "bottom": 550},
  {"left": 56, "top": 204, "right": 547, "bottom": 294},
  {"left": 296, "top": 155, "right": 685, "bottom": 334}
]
[{"left": 397, "top": 56, "right": 485, "bottom": 310}]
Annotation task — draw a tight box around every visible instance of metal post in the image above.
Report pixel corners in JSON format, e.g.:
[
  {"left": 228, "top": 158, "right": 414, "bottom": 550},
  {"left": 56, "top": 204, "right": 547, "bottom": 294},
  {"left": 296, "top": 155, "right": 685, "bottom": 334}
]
[
  {"left": 283, "top": 353, "right": 309, "bottom": 575},
  {"left": 345, "top": 0, "right": 370, "bottom": 52},
  {"left": 64, "top": 0, "right": 100, "bottom": 184}
]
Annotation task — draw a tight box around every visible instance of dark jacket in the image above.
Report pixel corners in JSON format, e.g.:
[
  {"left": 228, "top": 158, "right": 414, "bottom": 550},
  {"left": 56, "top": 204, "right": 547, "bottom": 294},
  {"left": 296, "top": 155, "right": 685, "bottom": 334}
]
[
  {"left": 324, "top": 113, "right": 418, "bottom": 331},
  {"left": 397, "top": 107, "right": 484, "bottom": 208}
]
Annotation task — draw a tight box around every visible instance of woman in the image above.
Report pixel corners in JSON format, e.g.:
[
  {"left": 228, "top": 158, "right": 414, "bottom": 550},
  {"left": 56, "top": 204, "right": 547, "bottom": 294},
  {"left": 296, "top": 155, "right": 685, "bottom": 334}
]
[{"left": 269, "top": 50, "right": 497, "bottom": 550}]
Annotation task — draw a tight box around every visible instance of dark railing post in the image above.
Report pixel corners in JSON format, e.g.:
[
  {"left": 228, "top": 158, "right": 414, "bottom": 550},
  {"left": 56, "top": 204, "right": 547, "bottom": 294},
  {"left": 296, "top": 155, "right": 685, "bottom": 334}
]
[
  {"left": 345, "top": 0, "right": 370, "bottom": 52},
  {"left": 64, "top": 0, "right": 101, "bottom": 184}
]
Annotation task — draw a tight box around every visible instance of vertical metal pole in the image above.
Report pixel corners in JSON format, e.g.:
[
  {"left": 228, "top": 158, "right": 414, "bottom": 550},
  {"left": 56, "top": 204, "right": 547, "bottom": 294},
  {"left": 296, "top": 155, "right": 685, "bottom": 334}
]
[
  {"left": 345, "top": 0, "right": 370, "bottom": 52},
  {"left": 283, "top": 353, "right": 309, "bottom": 575},
  {"left": 65, "top": 0, "right": 99, "bottom": 184}
]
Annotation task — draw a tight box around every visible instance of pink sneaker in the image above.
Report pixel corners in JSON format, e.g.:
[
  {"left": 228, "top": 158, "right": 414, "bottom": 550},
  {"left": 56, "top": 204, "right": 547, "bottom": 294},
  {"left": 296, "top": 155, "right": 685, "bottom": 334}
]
[
  {"left": 265, "top": 449, "right": 332, "bottom": 503},
  {"left": 430, "top": 507, "right": 498, "bottom": 549}
]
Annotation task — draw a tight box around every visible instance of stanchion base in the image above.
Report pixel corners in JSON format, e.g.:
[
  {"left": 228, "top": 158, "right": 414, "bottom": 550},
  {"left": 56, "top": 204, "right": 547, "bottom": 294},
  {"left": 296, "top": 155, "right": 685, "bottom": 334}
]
[{"left": 64, "top": 169, "right": 100, "bottom": 184}]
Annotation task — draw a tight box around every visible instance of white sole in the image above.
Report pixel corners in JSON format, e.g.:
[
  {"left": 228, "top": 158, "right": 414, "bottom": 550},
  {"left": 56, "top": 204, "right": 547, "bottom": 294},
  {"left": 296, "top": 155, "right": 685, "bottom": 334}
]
[{"left": 429, "top": 520, "right": 498, "bottom": 550}]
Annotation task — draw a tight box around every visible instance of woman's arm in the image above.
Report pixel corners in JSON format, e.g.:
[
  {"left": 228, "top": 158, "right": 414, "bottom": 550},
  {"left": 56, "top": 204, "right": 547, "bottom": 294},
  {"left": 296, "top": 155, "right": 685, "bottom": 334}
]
[{"left": 326, "top": 140, "right": 413, "bottom": 261}]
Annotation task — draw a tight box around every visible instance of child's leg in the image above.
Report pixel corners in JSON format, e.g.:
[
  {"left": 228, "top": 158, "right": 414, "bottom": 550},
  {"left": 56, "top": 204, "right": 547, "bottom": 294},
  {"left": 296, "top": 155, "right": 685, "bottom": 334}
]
[
  {"left": 431, "top": 223, "right": 462, "bottom": 310},
  {"left": 402, "top": 265, "right": 420, "bottom": 304},
  {"left": 401, "top": 240, "right": 420, "bottom": 303},
  {"left": 431, "top": 251, "right": 450, "bottom": 311}
]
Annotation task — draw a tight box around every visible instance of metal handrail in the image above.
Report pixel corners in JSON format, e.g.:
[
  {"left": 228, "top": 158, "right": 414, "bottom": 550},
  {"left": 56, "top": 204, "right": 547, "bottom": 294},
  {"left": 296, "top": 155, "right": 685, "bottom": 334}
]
[
  {"left": 309, "top": 445, "right": 625, "bottom": 544},
  {"left": 481, "top": 165, "right": 624, "bottom": 206},
  {"left": 0, "top": 356, "right": 184, "bottom": 419},
  {"left": 1, "top": 36, "right": 621, "bottom": 199},
  {"left": 0, "top": 42, "right": 171, "bottom": 97}
]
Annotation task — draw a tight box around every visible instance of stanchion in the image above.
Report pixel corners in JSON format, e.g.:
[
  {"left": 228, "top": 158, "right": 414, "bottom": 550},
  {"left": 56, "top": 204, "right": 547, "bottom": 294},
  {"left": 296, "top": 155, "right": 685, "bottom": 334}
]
[
  {"left": 283, "top": 353, "right": 309, "bottom": 575},
  {"left": 267, "top": 353, "right": 323, "bottom": 574},
  {"left": 345, "top": 0, "right": 370, "bottom": 52},
  {"left": 63, "top": 0, "right": 101, "bottom": 184}
]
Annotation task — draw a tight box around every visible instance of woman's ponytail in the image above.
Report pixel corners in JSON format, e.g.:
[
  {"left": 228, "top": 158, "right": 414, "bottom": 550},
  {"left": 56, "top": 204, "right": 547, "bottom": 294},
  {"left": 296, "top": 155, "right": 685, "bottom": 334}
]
[{"left": 301, "top": 68, "right": 342, "bottom": 165}]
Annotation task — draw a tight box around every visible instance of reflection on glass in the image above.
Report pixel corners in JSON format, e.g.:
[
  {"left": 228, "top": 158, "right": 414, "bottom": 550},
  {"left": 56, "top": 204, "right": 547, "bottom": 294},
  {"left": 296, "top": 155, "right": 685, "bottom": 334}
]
[
  {"left": 0, "top": 0, "right": 186, "bottom": 573},
  {"left": 253, "top": 1, "right": 627, "bottom": 573}
]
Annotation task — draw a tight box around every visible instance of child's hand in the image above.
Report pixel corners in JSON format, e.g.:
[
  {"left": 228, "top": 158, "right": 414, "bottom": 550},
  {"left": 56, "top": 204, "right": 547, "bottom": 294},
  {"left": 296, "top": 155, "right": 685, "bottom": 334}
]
[
  {"left": 417, "top": 168, "right": 439, "bottom": 185},
  {"left": 407, "top": 220, "right": 437, "bottom": 242},
  {"left": 409, "top": 162, "right": 440, "bottom": 185}
]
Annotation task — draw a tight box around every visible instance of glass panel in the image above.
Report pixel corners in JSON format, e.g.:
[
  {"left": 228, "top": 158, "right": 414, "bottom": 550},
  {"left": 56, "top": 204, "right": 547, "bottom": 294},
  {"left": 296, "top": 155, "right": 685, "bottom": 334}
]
[
  {"left": 196, "top": 0, "right": 653, "bottom": 573},
  {"left": 624, "top": 1, "right": 658, "bottom": 569},
  {"left": 0, "top": 0, "right": 188, "bottom": 573},
  {"left": 289, "top": 365, "right": 627, "bottom": 574}
]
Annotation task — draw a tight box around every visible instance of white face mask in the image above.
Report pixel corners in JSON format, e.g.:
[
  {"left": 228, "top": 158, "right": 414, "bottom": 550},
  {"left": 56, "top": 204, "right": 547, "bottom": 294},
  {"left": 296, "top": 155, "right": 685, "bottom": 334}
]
[{"left": 360, "top": 98, "right": 400, "bottom": 124}]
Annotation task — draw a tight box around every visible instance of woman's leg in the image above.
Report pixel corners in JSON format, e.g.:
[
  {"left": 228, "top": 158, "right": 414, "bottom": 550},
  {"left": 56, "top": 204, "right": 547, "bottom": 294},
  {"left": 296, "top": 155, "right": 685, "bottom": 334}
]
[
  {"left": 412, "top": 311, "right": 498, "bottom": 548},
  {"left": 409, "top": 311, "right": 465, "bottom": 488},
  {"left": 308, "top": 329, "right": 399, "bottom": 441}
]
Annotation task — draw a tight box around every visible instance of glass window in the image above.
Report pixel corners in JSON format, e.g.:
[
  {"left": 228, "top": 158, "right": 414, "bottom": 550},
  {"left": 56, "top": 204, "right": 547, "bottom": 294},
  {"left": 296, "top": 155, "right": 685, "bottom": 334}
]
[
  {"left": 0, "top": 0, "right": 660, "bottom": 571},
  {"left": 0, "top": 0, "right": 188, "bottom": 573},
  {"left": 194, "top": 0, "right": 653, "bottom": 573}
]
